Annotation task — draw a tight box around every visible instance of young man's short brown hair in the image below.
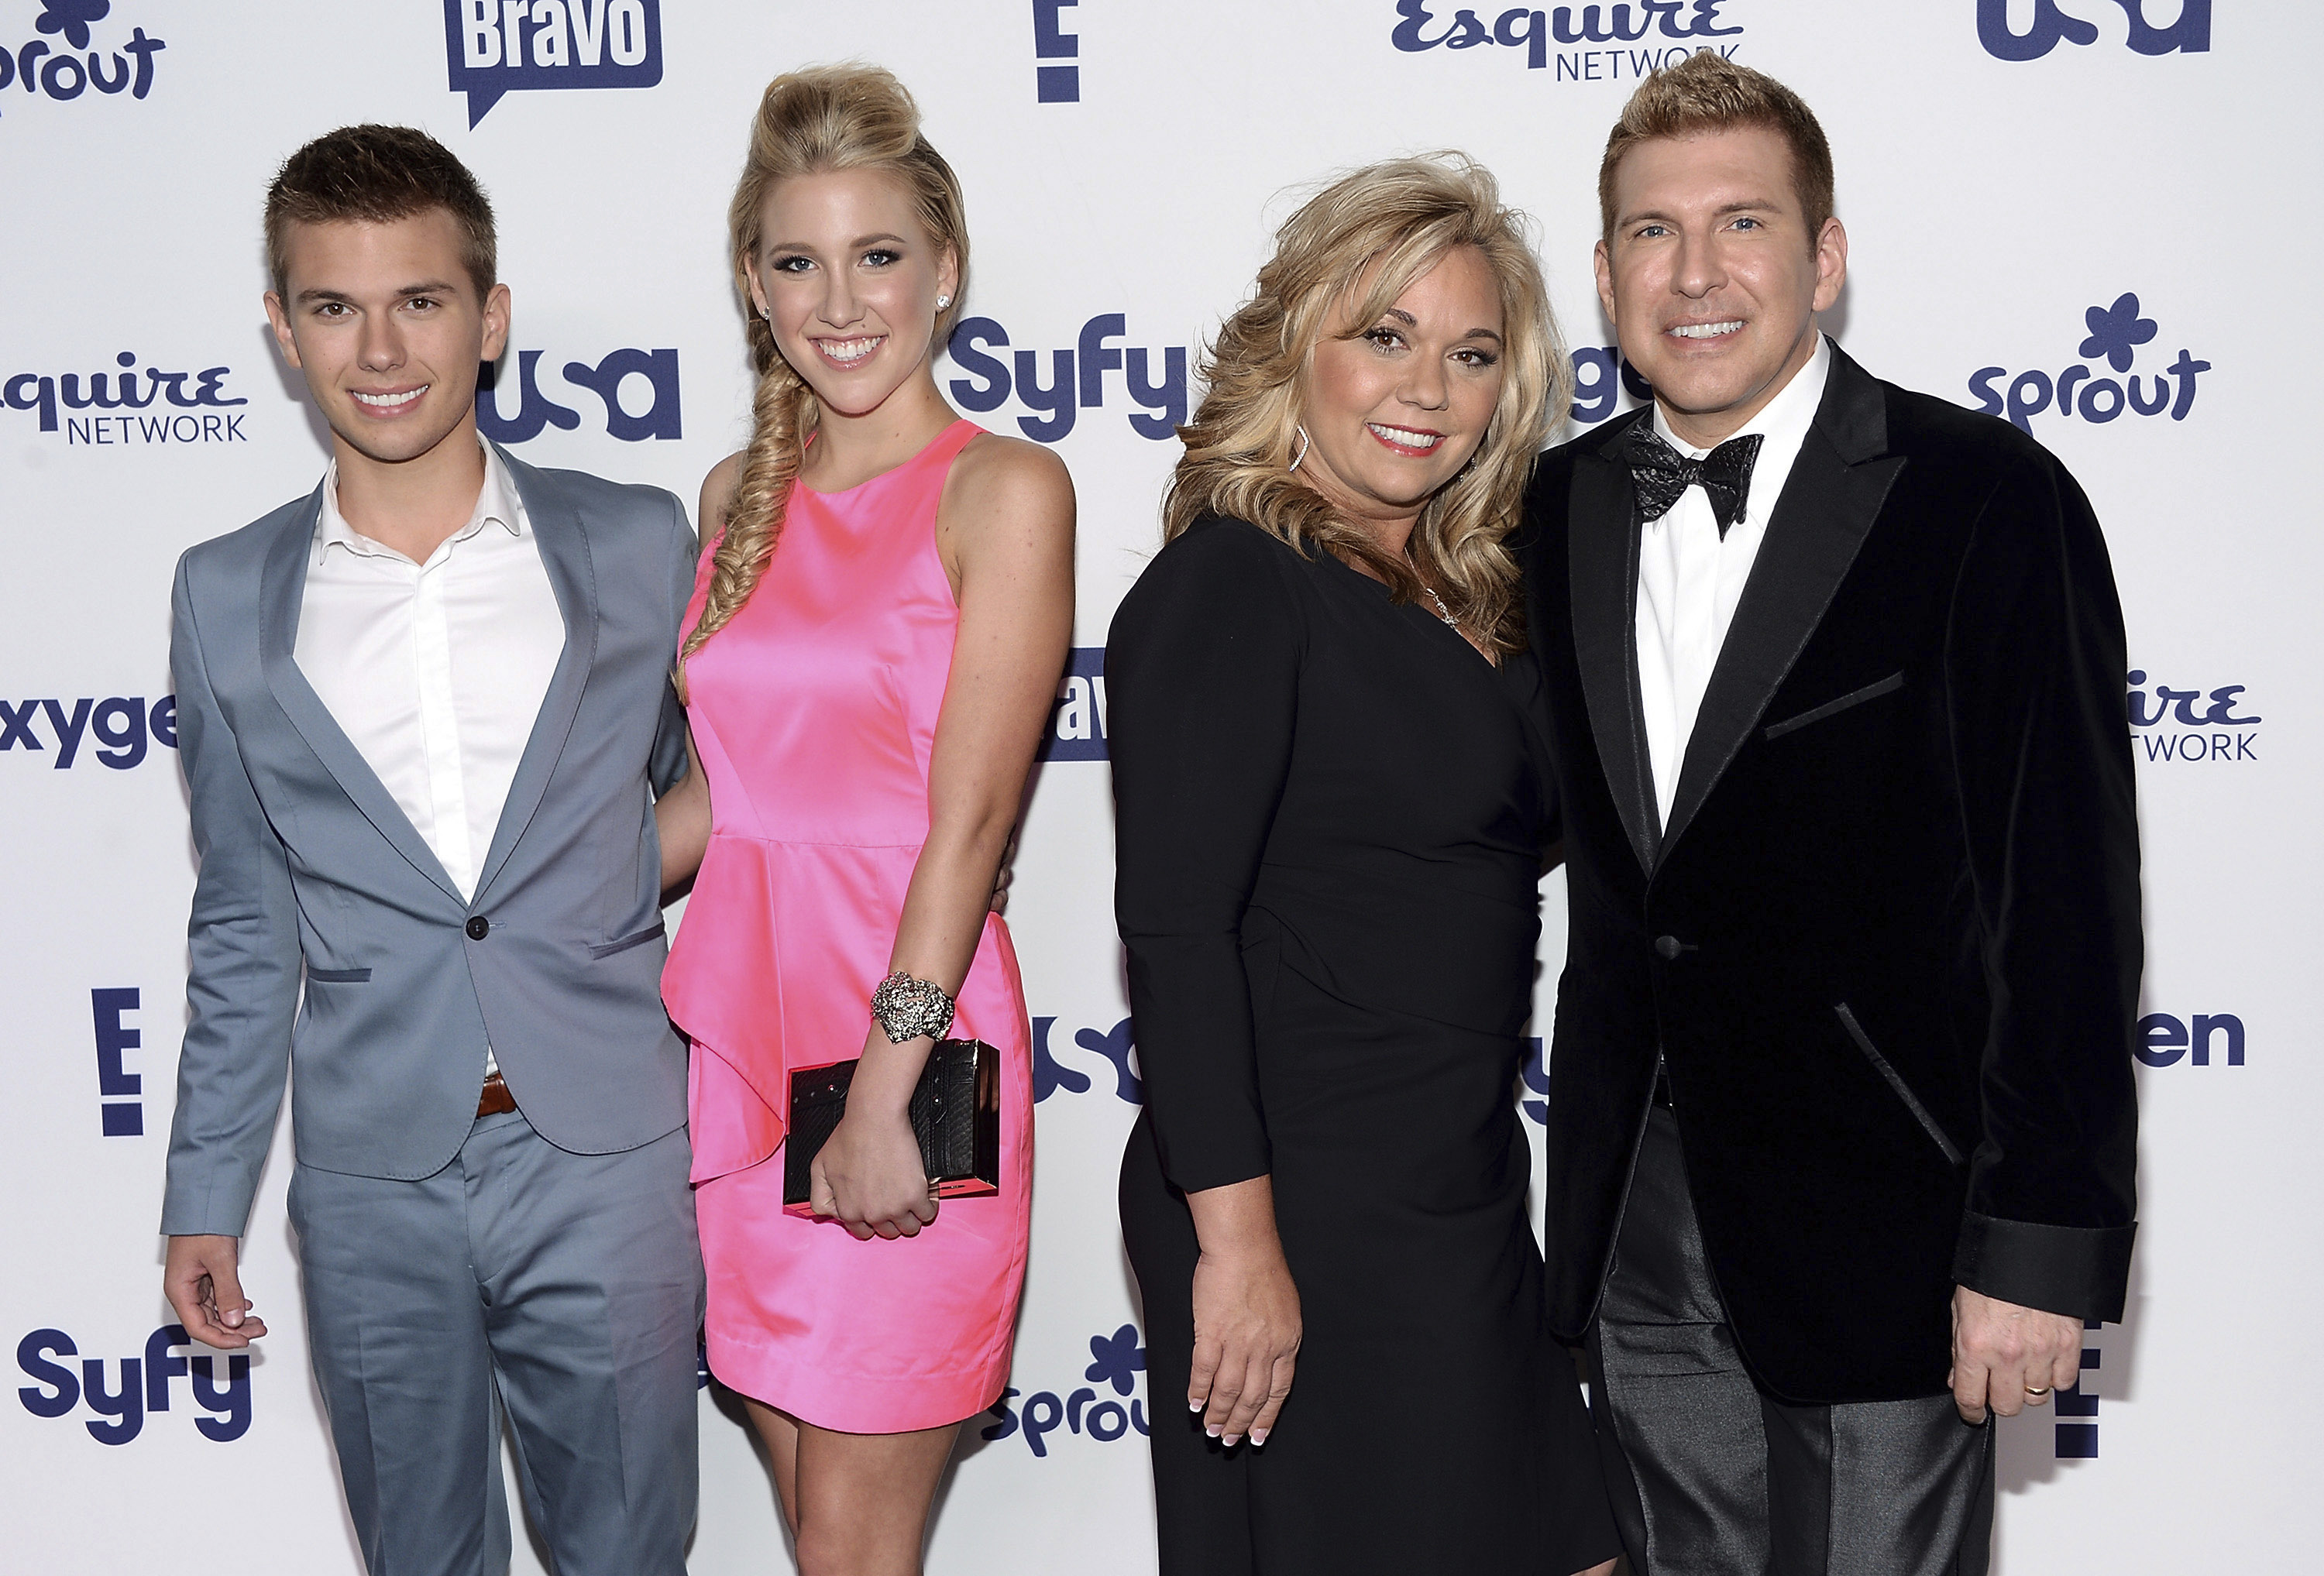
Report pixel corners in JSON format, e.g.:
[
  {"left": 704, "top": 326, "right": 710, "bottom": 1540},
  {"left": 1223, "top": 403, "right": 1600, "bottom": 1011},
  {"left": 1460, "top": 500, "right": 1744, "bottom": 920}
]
[
  {"left": 1597, "top": 53, "right": 1835, "bottom": 245},
  {"left": 263, "top": 125, "right": 497, "bottom": 300}
]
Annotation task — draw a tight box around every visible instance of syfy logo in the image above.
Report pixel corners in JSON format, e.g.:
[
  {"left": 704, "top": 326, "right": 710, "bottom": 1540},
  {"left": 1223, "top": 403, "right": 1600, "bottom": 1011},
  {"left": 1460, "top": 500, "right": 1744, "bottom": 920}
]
[
  {"left": 1391, "top": 0, "right": 1742, "bottom": 81},
  {"left": 2136, "top": 1011, "right": 2244, "bottom": 1069},
  {"left": 4, "top": 355, "right": 249, "bottom": 445},
  {"left": 947, "top": 315, "right": 1188, "bottom": 444},
  {"left": 1032, "top": 1015, "right": 1139, "bottom": 1105},
  {"left": 476, "top": 346, "right": 682, "bottom": 444},
  {"left": 17, "top": 1325, "right": 251, "bottom": 1444},
  {"left": 981, "top": 1325, "right": 1152, "bottom": 1457},
  {"left": 0, "top": 3, "right": 165, "bottom": 116},
  {"left": 445, "top": 0, "right": 661, "bottom": 127},
  {"left": 1042, "top": 647, "right": 1107, "bottom": 764},
  {"left": 1978, "top": 0, "right": 2208, "bottom": 62},
  {"left": 2126, "top": 671, "right": 2257, "bottom": 765},
  {"left": 1032, "top": 0, "right": 1079, "bottom": 102},
  {"left": 0, "top": 694, "right": 177, "bottom": 768},
  {"left": 91, "top": 987, "right": 146, "bottom": 1137},
  {"left": 1968, "top": 292, "right": 2209, "bottom": 436}
]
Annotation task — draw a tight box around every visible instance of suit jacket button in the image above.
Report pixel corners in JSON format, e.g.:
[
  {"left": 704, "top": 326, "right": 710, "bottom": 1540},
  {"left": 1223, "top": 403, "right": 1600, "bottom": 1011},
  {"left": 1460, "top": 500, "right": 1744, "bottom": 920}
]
[
  {"left": 1654, "top": 935, "right": 1683, "bottom": 960},
  {"left": 466, "top": 916, "right": 490, "bottom": 940}
]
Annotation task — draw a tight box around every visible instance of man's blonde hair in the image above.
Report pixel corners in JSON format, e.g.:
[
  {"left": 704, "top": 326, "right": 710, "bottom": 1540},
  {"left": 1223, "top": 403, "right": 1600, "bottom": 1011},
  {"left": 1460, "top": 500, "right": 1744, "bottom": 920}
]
[
  {"left": 1598, "top": 53, "right": 1834, "bottom": 244},
  {"left": 1164, "top": 154, "right": 1566, "bottom": 655}
]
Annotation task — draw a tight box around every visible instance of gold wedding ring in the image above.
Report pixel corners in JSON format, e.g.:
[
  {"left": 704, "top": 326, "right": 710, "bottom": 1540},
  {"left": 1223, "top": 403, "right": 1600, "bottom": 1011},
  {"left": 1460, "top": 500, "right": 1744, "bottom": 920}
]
[{"left": 2025, "top": 1385, "right": 2052, "bottom": 1397}]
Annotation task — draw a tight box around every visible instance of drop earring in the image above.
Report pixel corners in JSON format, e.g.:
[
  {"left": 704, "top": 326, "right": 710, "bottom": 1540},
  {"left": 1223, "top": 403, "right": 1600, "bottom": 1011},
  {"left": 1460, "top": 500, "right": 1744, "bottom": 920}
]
[{"left": 1287, "top": 424, "right": 1312, "bottom": 473}]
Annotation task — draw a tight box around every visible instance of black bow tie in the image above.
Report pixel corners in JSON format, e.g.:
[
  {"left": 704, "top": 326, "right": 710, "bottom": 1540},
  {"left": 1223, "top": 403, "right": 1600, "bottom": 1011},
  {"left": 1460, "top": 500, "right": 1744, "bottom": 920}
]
[{"left": 1622, "top": 423, "right": 1765, "bottom": 537}]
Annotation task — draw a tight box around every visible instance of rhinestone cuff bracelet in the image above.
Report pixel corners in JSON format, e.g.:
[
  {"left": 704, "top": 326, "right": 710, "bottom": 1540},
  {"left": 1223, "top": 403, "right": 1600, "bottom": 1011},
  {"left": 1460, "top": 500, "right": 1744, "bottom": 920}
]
[{"left": 871, "top": 970, "right": 956, "bottom": 1045}]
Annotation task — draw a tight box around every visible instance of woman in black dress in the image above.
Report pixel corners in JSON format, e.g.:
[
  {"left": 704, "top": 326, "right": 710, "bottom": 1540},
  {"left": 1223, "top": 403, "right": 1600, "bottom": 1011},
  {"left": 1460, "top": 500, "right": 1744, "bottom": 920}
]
[{"left": 1109, "top": 156, "right": 1620, "bottom": 1576}]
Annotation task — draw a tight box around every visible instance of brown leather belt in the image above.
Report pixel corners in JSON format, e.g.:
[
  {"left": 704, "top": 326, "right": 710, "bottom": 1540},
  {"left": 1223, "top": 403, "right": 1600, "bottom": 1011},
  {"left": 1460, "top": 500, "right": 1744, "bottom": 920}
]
[{"left": 477, "top": 1072, "right": 516, "bottom": 1118}]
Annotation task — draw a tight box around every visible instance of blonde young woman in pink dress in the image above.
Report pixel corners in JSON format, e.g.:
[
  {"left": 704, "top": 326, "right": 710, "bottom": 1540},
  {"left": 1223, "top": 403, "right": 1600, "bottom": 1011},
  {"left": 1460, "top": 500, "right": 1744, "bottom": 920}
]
[{"left": 654, "top": 67, "right": 1074, "bottom": 1576}]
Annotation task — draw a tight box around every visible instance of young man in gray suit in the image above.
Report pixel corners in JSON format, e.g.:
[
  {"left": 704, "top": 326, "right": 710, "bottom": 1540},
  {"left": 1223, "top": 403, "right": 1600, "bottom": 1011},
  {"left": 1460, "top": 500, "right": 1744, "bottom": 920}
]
[{"left": 160, "top": 126, "right": 703, "bottom": 1574}]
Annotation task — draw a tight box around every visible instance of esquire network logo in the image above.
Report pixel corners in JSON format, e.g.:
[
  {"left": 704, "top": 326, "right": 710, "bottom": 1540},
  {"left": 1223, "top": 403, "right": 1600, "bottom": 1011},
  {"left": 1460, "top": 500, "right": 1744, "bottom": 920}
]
[
  {"left": 982, "top": 1325, "right": 1152, "bottom": 1457},
  {"left": 445, "top": 0, "right": 661, "bottom": 127},
  {"left": 0, "top": 2, "right": 165, "bottom": 116},
  {"left": 948, "top": 315, "right": 1188, "bottom": 445},
  {"left": 477, "top": 345, "right": 682, "bottom": 443},
  {"left": 2126, "top": 669, "right": 2257, "bottom": 765},
  {"left": 3, "top": 355, "right": 249, "bottom": 446},
  {"left": 1977, "top": 0, "right": 2208, "bottom": 61},
  {"left": 1391, "top": 0, "right": 1744, "bottom": 81},
  {"left": 1968, "top": 292, "right": 2209, "bottom": 437},
  {"left": 17, "top": 1325, "right": 252, "bottom": 1444}
]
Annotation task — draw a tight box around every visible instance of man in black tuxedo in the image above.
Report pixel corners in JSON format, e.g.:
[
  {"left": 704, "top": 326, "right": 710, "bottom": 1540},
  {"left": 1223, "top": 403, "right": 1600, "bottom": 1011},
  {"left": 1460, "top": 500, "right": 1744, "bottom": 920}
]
[{"left": 1521, "top": 55, "right": 2140, "bottom": 1575}]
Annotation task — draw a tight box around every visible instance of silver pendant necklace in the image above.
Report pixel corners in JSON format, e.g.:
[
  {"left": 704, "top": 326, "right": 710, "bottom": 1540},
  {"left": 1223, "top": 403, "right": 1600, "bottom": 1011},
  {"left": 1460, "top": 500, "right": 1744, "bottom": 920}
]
[{"left": 1422, "top": 584, "right": 1459, "bottom": 629}]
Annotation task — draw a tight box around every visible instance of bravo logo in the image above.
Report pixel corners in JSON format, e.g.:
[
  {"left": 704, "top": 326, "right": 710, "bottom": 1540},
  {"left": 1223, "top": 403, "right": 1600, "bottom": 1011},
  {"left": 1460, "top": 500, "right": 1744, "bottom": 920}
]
[
  {"left": 1968, "top": 293, "right": 2209, "bottom": 436},
  {"left": 17, "top": 1325, "right": 251, "bottom": 1444},
  {"left": 947, "top": 314, "right": 1188, "bottom": 444},
  {"left": 0, "top": 2, "right": 166, "bottom": 118},
  {"left": 444, "top": 0, "right": 661, "bottom": 127},
  {"left": 1977, "top": 0, "right": 2208, "bottom": 61},
  {"left": 476, "top": 345, "right": 682, "bottom": 444},
  {"left": 4, "top": 355, "right": 249, "bottom": 445},
  {"left": 1040, "top": 647, "right": 1107, "bottom": 764},
  {"left": 982, "top": 1326, "right": 1152, "bottom": 1458},
  {"left": 1391, "top": 0, "right": 1743, "bottom": 80}
]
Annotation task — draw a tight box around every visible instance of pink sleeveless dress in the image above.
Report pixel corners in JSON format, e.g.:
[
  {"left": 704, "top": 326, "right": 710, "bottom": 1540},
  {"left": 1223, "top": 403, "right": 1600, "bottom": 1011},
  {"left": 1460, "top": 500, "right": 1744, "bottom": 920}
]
[{"left": 664, "top": 419, "right": 1033, "bottom": 1433}]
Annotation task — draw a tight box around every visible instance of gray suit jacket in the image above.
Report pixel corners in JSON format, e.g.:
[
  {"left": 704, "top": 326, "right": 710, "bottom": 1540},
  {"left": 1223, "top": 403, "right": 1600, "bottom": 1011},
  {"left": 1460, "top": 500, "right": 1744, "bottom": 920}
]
[{"left": 162, "top": 445, "right": 698, "bottom": 1237}]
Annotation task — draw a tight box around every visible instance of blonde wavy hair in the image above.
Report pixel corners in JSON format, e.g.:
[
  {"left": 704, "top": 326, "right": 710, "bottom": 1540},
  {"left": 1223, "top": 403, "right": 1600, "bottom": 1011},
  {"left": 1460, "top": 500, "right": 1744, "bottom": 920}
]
[
  {"left": 682, "top": 64, "right": 969, "bottom": 664},
  {"left": 1164, "top": 154, "right": 1566, "bottom": 654}
]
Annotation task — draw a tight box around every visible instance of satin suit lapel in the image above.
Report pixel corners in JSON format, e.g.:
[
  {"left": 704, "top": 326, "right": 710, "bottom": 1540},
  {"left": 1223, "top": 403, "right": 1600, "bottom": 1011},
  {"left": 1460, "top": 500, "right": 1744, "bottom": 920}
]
[
  {"left": 472, "top": 445, "right": 596, "bottom": 905},
  {"left": 1659, "top": 345, "right": 1906, "bottom": 865},
  {"left": 258, "top": 484, "right": 464, "bottom": 903},
  {"left": 1567, "top": 409, "right": 1661, "bottom": 876}
]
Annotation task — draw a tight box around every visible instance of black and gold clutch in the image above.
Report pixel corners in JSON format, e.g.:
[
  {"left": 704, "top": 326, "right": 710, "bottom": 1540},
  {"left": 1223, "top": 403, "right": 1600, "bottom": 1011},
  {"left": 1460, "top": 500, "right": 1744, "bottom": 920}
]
[{"left": 782, "top": 1039, "right": 1001, "bottom": 1216}]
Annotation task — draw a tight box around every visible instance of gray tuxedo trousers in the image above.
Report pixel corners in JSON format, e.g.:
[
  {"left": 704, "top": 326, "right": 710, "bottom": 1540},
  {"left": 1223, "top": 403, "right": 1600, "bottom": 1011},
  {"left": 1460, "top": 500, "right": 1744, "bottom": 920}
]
[{"left": 164, "top": 447, "right": 705, "bottom": 1574}]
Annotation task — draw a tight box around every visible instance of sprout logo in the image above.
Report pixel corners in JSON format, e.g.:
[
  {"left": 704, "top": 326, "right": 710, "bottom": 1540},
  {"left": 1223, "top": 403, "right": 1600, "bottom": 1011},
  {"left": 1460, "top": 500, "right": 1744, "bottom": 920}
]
[
  {"left": 982, "top": 1326, "right": 1153, "bottom": 1458},
  {"left": 1967, "top": 293, "right": 2209, "bottom": 436}
]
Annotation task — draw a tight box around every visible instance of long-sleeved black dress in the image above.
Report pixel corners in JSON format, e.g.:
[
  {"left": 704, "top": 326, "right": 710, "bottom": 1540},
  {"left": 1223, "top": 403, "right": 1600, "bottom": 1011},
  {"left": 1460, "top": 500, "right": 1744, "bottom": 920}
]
[{"left": 1109, "top": 516, "right": 1619, "bottom": 1575}]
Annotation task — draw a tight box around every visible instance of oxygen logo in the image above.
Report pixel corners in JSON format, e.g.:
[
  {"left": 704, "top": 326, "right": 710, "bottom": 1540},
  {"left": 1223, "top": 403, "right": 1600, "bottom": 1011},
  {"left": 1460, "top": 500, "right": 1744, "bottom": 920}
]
[
  {"left": 0, "top": 694, "right": 176, "bottom": 767},
  {"left": 17, "top": 1325, "right": 251, "bottom": 1444},
  {"left": 1977, "top": 0, "right": 2208, "bottom": 61},
  {"left": 0, "top": 3, "right": 165, "bottom": 117},
  {"left": 476, "top": 346, "right": 681, "bottom": 444},
  {"left": 443, "top": 0, "right": 662, "bottom": 127},
  {"left": 2136, "top": 1011, "right": 2245, "bottom": 1068},
  {"left": 1391, "top": 1, "right": 1743, "bottom": 81},
  {"left": 1967, "top": 293, "right": 2209, "bottom": 435}
]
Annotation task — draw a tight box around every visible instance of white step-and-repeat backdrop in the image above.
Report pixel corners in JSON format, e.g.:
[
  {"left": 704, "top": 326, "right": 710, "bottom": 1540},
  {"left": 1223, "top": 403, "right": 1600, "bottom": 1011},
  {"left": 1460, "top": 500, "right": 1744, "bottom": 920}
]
[{"left": 5, "top": 2, "right": 2317, "bottom": 1569}]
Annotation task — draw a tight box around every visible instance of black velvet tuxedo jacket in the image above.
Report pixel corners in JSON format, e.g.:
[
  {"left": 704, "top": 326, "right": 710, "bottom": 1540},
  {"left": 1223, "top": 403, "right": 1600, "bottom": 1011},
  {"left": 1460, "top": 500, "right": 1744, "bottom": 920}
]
[{"left": 1520, "top": 343, "right": 2140, "bottom": 1404}]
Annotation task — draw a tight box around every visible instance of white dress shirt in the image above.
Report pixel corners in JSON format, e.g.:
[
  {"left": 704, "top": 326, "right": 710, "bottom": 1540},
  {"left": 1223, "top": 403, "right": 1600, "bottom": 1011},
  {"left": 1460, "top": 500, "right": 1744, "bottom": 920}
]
[
  {"left": 1635, "top": 333, "right": 1832, "bottom": 829},
  {"left": 294, "top": 439, "right": 565, "bottom": 1075}
]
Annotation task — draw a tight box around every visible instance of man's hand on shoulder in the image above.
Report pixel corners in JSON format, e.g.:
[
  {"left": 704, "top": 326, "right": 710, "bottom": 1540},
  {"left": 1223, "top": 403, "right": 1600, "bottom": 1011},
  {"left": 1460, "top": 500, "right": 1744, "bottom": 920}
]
[
  {"left": 1949, "top": 1284, "right": 2081, "bottom": 1424},
  {"left": 164, "top": 1234, "right": 268, "bottom": 1349}
]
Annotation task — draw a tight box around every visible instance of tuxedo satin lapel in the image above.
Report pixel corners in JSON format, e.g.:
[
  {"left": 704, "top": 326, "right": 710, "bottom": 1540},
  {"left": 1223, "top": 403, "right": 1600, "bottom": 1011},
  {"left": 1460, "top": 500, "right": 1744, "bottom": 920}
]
[
  {"left": 1659, "top": 353, "right": 1906, "bottom": 862},
  {"left": 473, "top": 448, "right": 597, "bottom": 903},
  {"left": 1569, "top": 430, "right": 1660, "bottom": 874},
  {"left": 259, "top": 487, "right": 465, "bottom": 904}
]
